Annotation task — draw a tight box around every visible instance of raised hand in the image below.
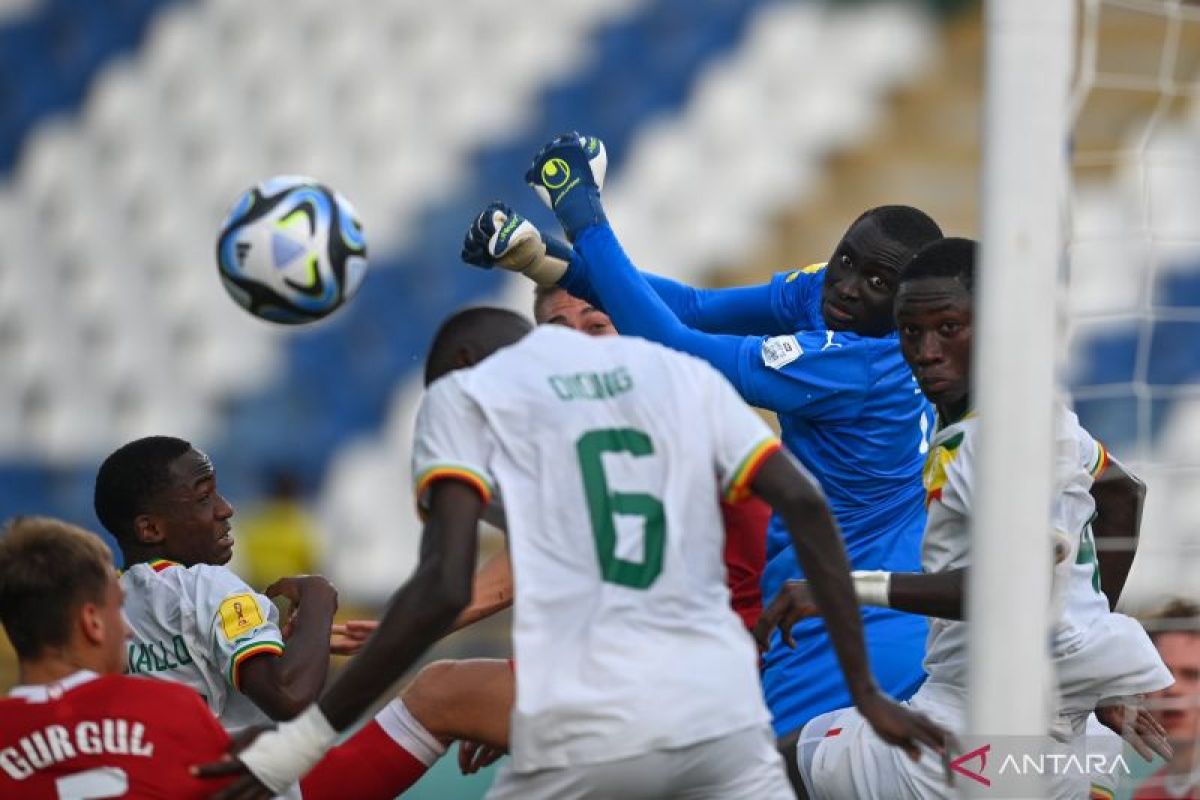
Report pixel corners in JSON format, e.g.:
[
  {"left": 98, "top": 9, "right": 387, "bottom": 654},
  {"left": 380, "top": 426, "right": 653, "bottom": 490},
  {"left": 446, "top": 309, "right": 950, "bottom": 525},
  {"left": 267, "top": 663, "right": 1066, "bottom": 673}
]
[
  {"left": 460, "top": 201, "right": 570, "bottom": 286},
  {"left": 525, "top": 132, "right": 608, "bottom": 241}
]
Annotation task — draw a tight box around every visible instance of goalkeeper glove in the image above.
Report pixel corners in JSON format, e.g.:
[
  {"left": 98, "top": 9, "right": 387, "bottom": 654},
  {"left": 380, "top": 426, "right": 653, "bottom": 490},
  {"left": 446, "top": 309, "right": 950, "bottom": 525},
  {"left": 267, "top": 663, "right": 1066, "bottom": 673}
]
[
  {"left": 461, "top": 201, "right": 572, "bottom": 286},
  {"left": 525, "top": 132, "right": 608, "bottom": 242}
]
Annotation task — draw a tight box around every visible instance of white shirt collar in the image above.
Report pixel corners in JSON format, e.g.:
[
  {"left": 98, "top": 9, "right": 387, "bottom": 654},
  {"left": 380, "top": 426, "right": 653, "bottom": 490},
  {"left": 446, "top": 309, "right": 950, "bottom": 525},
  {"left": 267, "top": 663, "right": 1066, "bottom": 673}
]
[{"left": 8, "top": 670, "right": 99, "bottom": 702}]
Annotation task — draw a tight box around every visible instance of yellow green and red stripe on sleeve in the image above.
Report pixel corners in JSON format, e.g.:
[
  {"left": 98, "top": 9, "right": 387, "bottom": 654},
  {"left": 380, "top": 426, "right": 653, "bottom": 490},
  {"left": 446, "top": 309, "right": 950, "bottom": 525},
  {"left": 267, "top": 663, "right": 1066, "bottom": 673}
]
[
  {"left": 1089, "top": 440, "right": 1109, "bottom": 479},
  {"left": 414, "top": 465, "right": 495, "bottom": 507},
  {"left": 229, "top": 640, "right": 285, "bottom": 690},
  {"left": 725, "top": 439, "right": 783, "bottom": 503}
]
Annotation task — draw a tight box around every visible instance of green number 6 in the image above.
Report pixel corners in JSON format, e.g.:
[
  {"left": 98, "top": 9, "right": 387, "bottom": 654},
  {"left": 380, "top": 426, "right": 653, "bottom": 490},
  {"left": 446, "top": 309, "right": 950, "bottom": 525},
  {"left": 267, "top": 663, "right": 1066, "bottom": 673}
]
[{"left": 576, "top": 428, "right": 666, "bottom": 589}]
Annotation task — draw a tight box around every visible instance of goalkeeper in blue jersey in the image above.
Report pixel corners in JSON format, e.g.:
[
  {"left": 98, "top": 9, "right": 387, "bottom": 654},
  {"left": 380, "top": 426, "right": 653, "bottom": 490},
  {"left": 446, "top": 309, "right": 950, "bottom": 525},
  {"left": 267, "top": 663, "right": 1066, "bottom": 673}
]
[{"left": 461, "top": 134, "right": 944, "bottom": 753}]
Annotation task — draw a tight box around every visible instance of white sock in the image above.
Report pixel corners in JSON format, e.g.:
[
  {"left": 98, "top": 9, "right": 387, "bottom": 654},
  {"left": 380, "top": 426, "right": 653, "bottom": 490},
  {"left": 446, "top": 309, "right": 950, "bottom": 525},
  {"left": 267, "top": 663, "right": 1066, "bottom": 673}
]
[{"left": 372, "top": 698, "right": 447, "bottom": 766}]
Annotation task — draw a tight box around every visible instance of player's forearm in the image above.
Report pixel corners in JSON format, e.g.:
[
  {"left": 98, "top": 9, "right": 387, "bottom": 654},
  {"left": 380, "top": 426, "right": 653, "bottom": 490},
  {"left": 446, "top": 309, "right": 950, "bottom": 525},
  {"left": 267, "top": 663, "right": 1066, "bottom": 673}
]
[
  {"left": 887, "top": 569, "right": 966, "bottom": 620},
  {"left": 319, "top": 560, "right": 470, "bottom": 731},
  {"left": 448, "top": 548, "right": 513, "bottom": 633},
  {"left": 268, "top": 595, "right": 338, "bottom": 714},
  {"left": 572, "top": 224, "right": 747, "bottom": 384},
  {"left": 784, "top": 501, "right": 878, "bottom": 701},
  {"left": 319, "top": 485, "right": 481, "bottom": 732},
  {"left": 241, "top": 588, "right": 338, "bottom": 720}
]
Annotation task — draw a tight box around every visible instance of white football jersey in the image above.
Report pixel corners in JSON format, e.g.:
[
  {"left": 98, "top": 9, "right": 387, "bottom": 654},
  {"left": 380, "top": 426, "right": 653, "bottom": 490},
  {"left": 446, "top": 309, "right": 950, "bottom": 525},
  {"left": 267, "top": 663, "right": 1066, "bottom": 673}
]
[
  {"left": 920, "top": 405, "right": 1170, "bottom": 721},
  {"left": 120, "top": 560, "right": 284, "bottom": 733},
  {"left": 412, "top": 326, "right": 779, "bottom": 773}
]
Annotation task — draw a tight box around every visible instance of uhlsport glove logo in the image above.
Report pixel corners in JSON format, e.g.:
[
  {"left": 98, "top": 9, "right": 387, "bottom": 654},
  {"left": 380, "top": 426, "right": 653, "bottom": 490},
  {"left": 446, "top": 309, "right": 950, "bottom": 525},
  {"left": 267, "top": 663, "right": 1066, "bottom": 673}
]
[{"left": 540, "top": 158, "right": 573, "bottom": 190}]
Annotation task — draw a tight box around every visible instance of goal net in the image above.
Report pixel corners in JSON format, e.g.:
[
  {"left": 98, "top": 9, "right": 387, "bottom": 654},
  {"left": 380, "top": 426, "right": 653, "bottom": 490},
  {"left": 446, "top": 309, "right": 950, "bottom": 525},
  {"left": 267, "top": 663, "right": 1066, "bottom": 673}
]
[{"left": 1065, "top": 0, "right": 1200, "bottom": 611}]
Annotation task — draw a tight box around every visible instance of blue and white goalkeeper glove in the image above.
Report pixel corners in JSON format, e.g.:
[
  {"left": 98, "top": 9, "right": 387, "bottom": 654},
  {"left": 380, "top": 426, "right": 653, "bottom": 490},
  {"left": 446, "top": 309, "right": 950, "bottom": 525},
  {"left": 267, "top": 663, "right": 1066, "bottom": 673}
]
[
  {"left": 461, "top": 201, "right": 573, "bottom": 286},
  {"left": 525, "top": 132, "right": 608, "bottom": 242}
]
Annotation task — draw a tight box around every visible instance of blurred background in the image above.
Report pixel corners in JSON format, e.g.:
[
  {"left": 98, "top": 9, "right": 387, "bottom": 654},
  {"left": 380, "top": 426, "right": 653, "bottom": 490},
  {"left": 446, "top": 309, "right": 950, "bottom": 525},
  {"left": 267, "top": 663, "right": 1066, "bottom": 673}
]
[{"left": 0, "top": 0, "right": 1197, "bottom": 795}]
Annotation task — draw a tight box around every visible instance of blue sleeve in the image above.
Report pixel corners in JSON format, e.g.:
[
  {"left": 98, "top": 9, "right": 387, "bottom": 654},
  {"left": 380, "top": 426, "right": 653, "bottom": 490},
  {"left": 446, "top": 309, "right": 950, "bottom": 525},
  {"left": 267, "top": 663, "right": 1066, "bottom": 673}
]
[
  {"left": 559, "top": 244, "right": 795, "bottom": 335},
  {"left": 570, "top": 225, "right": 753, "bottom": 390},
  {"left": 736, "top": 329, "right": 871, "bottom": 421},
  {"left": 767, "top": 266, "right": 829, "bottom": 331},
  {"left": 572, "top": 225, "right": 870, "bottom": 419}
]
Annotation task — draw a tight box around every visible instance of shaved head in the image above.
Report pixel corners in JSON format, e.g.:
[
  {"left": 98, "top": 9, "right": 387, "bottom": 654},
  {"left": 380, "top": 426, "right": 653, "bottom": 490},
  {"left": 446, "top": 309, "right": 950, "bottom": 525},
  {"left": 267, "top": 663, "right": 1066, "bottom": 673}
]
[{"left": 424, "top": 307, "right": 534, "bottom": 385}]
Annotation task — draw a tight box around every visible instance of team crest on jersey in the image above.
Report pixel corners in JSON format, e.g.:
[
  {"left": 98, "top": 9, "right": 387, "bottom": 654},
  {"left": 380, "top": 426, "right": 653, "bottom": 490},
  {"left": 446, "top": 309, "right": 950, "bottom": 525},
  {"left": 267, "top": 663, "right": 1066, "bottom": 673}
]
[
  {"left": 218, "top": 594, "right": 264, "bottom": 641},
  {"left": 922, "top": 431, "right": 964, "bottom": 507},
  {"left": 761, "top": 335, "right": 802, "bottom": 369}
]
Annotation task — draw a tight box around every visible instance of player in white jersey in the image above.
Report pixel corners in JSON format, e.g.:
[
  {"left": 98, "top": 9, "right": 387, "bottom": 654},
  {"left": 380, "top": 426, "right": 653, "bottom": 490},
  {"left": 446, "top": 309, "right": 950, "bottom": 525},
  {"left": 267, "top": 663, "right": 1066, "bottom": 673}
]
[
  {"left": 94, "top": 436, "right": 338, "bottom": 734},
  {"left": 758, "top": 238, "right": 1173, "bottom": 799},
  {"left": 199, "top": 306, "right": 948, "bottom": 800}
]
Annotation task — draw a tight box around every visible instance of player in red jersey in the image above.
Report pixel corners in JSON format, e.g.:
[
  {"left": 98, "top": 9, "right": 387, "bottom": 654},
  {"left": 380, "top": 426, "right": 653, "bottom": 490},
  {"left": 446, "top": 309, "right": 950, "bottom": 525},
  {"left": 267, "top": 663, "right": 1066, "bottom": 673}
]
[{"left": 0, "top": 515, "right": 234, "bottom": 799}]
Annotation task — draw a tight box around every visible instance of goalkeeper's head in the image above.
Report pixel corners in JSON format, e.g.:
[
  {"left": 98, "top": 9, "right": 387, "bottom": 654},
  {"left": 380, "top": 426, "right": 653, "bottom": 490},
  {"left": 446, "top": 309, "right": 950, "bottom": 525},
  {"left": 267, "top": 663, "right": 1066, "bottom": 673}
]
[
  {"left": 894, "top": 237, "right": 977, "bottom": 421},
  {"left": 820, "top": 205, "right": 943, "bottom": 338},
  {"left": 424, "top": 306, "right": 534, "bottom": 386}
]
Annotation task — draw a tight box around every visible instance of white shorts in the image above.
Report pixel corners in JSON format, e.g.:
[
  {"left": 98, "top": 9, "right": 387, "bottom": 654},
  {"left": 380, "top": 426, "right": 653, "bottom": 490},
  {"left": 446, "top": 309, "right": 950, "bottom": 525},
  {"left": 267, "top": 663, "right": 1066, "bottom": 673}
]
[
  {"left": 486, "top": 725, "right": 792, "bottom": 800},
  {"left": 797, "top": 682, "right": 965, "bottom": 800},
  {"left": 797, "top": 684, "right": 1118, "bottom": 800}
]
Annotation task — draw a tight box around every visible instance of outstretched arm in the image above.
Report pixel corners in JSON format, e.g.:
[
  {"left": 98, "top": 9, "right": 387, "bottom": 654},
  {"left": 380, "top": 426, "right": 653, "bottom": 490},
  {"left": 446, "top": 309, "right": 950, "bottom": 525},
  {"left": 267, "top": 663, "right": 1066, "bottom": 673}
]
[
  {"left": 329, "top": 548, "right": 513, "bottom": 655},
  {"left": 569, "top": 224, "right": 752, "bottom": 391},
  {"left": 559, "top": 248, "right": 788, "bottom": 335}
]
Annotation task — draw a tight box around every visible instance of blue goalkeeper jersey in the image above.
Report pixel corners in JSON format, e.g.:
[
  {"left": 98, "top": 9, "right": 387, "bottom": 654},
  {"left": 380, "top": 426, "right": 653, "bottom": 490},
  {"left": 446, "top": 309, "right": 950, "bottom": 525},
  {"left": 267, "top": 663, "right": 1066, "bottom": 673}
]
[
  {"left": 564, "top": 225, "right": 932, "bottom": 735},
  {"left": 750, "top": 266, "right": 930, "bottom": 600},
  {"left": 749, "top": 267, "right": 932, "bottom": 736}
]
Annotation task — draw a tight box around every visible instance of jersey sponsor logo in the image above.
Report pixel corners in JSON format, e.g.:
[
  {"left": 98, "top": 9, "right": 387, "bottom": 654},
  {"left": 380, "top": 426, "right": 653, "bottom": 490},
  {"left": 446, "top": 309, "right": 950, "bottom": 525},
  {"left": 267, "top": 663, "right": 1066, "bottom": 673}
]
[
  {"left": 0, "top": 719, "right": 154, "bottom": 780},
  {"left": 218, "top": 594, "right": 264, "bottom": 641},
  {"left": 820, "top": 331, "right": 843, "bottom": 351},
  {"left": 547, "top": 367, "right": 633, "bottom": 401},
  {"left": 761, "top": 335, "right": 802, "bottom": 370},
  {"left": 127, "top": 635, "right": 193, "bottom": 675}
]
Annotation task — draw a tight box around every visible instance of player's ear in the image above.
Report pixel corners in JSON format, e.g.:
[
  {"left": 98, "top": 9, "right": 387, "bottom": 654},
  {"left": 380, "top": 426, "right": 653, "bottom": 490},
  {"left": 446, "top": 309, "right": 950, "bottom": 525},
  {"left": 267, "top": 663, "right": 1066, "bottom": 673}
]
[
  {"left": 132, "top": 513, "right": 166, "bottom": 546},
  {"left": 78, "top": 600, "right": 105, "bottom": 647}
]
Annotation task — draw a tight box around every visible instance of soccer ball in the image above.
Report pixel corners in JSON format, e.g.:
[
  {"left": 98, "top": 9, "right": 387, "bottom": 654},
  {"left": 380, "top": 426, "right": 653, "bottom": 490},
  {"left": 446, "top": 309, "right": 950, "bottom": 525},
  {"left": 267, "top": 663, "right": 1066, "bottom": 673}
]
[{"left": 216, "top": 176, "right": 368, "bottom": 324}]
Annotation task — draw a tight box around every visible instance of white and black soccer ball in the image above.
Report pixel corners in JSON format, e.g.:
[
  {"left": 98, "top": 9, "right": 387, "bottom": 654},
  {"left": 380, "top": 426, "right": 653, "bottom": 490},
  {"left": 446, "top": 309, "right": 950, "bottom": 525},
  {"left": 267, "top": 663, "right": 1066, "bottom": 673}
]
[{"left": 216, "top": 176, "right": 368, "bottom": 324}]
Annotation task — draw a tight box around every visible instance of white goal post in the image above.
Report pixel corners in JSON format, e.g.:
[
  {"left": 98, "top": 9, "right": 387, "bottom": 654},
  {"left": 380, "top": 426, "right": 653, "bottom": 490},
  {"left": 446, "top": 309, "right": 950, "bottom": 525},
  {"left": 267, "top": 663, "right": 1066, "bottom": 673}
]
[{"left": 968, "top": 0, "right": 1076, "bottom": 751}]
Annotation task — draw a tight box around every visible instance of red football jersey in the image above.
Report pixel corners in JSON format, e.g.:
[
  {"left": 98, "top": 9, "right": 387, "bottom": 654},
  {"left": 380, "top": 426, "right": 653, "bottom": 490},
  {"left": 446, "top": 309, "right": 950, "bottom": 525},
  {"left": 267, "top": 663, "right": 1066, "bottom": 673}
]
[
  {"left": 1133, "top": 766, "right": 1200, "bottom": 800},
  {"left": 720, "top": 496, "right": 769, "bottom": 631},
  {"left": 0, "top": 671, "right": 233, "bottom": 799}
]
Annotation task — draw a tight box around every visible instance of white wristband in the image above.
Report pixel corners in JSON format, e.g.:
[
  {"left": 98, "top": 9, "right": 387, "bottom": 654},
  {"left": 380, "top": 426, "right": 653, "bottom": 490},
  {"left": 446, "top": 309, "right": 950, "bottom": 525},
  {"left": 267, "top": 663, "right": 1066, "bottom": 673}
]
[
  {"left": 238, "top": 705, "right": 338, "bottom": 793},
  {"left": 851, "top": 571, "right": 891, "bottom": 608}
]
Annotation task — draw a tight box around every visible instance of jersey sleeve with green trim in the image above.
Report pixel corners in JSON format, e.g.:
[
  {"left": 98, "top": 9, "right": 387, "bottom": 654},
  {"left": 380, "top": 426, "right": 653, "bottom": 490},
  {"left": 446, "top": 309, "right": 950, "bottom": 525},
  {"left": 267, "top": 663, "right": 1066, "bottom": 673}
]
[
  {"left": 191, "top": 566, "right": 284, "bottom": 692},
  {"left": 699, "top": 360, "right": 782, "bottom": 503},
  {"left": 411, "top": 375, "right": 497, "bottom": 509}
]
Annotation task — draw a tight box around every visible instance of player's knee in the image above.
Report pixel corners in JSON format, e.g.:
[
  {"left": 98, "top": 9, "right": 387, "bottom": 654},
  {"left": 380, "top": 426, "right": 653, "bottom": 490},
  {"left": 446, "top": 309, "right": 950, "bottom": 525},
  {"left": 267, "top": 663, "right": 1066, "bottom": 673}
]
[{"left": 400, "top": 659, "right": 460, "bottom": 734}]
